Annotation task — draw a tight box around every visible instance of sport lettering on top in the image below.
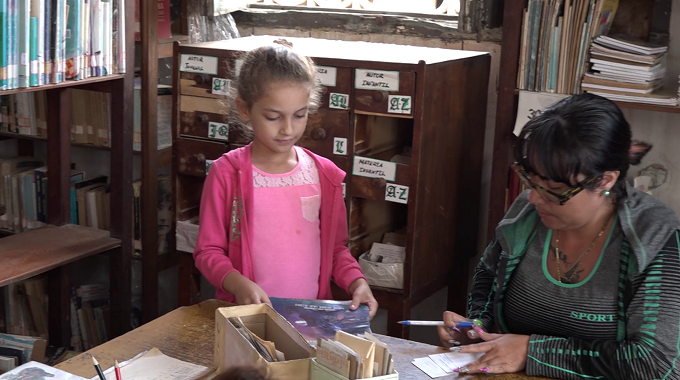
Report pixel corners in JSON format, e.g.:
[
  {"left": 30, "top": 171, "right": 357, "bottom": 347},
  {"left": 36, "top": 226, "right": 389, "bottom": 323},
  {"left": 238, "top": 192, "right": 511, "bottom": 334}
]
[
  {"left": 179, "top": 54, "right": 218, "bottom": 75},
  {"left": 355, "top": 69, "right": 399, "bottom": 91}
]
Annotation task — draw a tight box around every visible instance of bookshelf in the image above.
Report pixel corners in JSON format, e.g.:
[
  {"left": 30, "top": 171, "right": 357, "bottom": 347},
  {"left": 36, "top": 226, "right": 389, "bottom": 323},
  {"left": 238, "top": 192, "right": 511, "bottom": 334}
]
[
  {"left": 487, "top": 0, "right": 676, "bottom": 241},
  {"left": 0, "top": 0, "right": 134, "bottom": 348}
]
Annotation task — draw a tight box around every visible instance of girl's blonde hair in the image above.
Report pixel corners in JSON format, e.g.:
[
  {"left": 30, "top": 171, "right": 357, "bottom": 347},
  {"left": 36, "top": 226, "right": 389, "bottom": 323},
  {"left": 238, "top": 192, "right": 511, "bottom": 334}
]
[{"left": 226, "top": 40, "right": 322, "bottom": 133}]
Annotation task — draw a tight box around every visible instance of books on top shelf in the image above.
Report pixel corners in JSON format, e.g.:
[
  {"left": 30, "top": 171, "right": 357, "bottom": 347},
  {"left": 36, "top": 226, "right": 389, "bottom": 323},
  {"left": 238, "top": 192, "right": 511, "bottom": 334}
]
[
  {"left": 517, "top": 0, "right": 620, "bottom": 95},
  {"left": 582, "top": 35, "right": 677, "bottom": 106},
  {"left": 0, "top": 0, "right": 127, "bottom": 91}
]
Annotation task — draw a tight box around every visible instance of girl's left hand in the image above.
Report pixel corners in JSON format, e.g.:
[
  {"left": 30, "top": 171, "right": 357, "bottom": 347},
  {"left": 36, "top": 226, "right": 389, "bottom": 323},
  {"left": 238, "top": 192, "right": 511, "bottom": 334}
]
[
  {"left": 450, "top": 331, "right": 530, "bottom": 375},
  {"left": 348, "top": 278, "right": 378, "bottom": 319}
]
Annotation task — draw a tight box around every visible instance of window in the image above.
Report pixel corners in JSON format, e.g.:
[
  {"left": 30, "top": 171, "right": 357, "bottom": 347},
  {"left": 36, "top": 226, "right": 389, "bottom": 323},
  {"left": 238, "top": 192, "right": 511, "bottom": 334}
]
[{"left": 248, "top": 0, "right": 460, "bottom": 16}]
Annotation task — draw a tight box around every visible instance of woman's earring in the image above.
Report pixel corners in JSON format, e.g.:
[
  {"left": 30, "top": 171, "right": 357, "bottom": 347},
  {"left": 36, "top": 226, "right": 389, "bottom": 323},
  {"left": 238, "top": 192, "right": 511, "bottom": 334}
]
[{"left": 603, "top": 190, "right": 611, "bottom": 197}]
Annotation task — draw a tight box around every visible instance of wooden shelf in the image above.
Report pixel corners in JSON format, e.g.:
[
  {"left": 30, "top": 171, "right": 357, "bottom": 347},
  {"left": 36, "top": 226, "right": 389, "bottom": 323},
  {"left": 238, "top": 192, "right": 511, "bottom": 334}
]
[
  {"left": 0, "top": 75, "right": 125, "bottom": 96},
  {"left": 512, "top": 89, "right": 680, "bottom": 114},
  {"left": 613, "top": 101, "right": 680, "bottom": 114},
  {"left": 0, "top": 133, "right": 173, "bottom": 161},
  {"left": 132, "top": 250, "right": 178, "bottom": 272},
  {"left": 0, "top": 132, "right": 46, "bottom": 142},
  {"left": 0, "top": 224, "right": 121, "bottom": 287},
  {"left": 158, "top": 35, "right": 190, "bottom": 59}
]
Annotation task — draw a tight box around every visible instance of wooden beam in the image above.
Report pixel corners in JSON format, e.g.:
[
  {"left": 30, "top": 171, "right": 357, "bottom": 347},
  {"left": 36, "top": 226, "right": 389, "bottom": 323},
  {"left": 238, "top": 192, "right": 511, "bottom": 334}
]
[
  {"left": 46, "top": 88, "right": 72, "bottom": 226},
  {"left": 142, "top": 0, "right": 160, "bottom": 323},
  {"left": 485, "top": 0, "right": 525, "bottom": 242},
  {"left": 108, "top": 0, "right": 135, "bottom": 338}
]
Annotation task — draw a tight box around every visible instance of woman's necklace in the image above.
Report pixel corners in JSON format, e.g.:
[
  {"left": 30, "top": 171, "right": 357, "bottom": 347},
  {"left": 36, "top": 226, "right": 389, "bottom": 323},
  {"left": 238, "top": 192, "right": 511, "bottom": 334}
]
[{"left": 554, "top": 212, "right": 615, "bottom": 283}]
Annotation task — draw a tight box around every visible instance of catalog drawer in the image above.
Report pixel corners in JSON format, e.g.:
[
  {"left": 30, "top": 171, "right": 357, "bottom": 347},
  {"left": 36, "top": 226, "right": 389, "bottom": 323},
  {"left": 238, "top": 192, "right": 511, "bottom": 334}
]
[
  {"left": 176, "top": 137, "right": 228, "bottom": 177},
  {"left": 354, "top": 70, "right": 415, "bottom": 117}
]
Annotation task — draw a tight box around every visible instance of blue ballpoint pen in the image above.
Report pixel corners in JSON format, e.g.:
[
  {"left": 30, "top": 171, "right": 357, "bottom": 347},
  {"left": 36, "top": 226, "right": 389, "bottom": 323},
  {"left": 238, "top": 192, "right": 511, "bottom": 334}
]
[{"left": 397, "top": 319, "right": 483, "bottom": 329}]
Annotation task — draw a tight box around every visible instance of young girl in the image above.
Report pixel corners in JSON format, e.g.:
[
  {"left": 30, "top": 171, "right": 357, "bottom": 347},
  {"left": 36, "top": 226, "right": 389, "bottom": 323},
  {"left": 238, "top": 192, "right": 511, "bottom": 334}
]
[{"left": 193, "top": 41, "right": 378, "bottom": 318}]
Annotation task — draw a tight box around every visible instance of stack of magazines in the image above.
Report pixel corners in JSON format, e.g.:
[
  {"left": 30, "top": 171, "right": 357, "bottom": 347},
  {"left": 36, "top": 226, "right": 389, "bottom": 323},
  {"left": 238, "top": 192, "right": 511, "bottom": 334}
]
[{"left": 582, "top": 35, "right": 678, "bottom": 106}]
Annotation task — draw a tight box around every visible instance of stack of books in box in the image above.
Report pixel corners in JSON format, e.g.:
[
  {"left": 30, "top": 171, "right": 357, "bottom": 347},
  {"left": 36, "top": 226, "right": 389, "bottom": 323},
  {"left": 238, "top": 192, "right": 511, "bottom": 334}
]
[{"left": 582, "top": 35, "right": 678, "bottom": 106}]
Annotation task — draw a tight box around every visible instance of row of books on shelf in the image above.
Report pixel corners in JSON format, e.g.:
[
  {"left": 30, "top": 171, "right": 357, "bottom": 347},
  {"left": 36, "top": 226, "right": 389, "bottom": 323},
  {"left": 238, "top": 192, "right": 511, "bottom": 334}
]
[
  {"left": 0, "top": 0, "right": 127, "bottom": 91},
  {"left": 0, "top": 156, "right": 112, "bottom": 233},
  {"left": 0, "top": 331, "right": 47, "bottom": 373},
  {"left": 517, "top": 0, "right": 620, "bottom": 94},
  {"left": 1, "top": 84, "right": 173, "bottom": 151},
  {"left": 1, "top": 91, "right": 112, "bottom": 147},
  {"left": 1, "top": 278, "right": 109, "bottom": 362}
]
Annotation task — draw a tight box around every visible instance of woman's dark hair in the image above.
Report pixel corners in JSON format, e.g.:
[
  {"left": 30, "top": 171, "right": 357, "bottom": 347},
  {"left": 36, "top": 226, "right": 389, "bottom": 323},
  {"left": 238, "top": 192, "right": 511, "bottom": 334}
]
[{"left": 515, "top": 93, "right": 652, "bottom": 199}]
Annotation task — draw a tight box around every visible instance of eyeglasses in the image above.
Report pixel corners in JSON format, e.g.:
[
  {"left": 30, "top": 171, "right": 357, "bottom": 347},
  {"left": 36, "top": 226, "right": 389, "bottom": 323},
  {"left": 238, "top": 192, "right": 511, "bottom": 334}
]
[{"left": 513, "top": 163, "right": 599, "bottom": 206}]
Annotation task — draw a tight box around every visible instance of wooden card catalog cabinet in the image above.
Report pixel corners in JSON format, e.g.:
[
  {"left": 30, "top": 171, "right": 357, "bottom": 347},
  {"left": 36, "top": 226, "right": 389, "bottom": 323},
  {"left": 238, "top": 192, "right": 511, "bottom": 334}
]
[{"left": 171, "top": 37, "right": 491, "bottom": 338}]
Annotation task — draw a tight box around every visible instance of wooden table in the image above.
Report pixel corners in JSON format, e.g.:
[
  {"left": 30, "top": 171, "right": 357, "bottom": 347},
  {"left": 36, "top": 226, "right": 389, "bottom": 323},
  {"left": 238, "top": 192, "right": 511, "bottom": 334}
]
[
  {"left": 0, "top": 224, "right": 121, "bottom": 347},
  {"left": 56, "top": 300, "right": 543, "bottom": 380}
]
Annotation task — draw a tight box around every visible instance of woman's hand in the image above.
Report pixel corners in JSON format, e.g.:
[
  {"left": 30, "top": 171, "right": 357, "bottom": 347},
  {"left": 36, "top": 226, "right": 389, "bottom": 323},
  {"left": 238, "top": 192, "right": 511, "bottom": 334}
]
[
  {"left": 222, "top": 272, "right": 271, "bottom": 306},
  {"left": 348, "top": 278, "right": 378, "bottom": 319},
  {"left": 437, "top": 311, "right": 483, "bottom": 347},
  {"left": 450, "top": 331, "right": 530, "bottom": 375}
]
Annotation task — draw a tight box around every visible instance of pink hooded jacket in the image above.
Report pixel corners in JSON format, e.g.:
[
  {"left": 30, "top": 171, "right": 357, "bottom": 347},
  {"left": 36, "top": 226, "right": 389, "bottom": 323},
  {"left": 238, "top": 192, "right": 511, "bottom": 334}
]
[{"left": 193, "top": 144, "right": 365, "bottom": 303}]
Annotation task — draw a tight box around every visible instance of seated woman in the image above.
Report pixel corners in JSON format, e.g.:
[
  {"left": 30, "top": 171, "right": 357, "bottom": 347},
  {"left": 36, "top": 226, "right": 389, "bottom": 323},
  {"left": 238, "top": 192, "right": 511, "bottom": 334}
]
[{"left": 439, "top": 93, "right": 680, "bottom": 379}]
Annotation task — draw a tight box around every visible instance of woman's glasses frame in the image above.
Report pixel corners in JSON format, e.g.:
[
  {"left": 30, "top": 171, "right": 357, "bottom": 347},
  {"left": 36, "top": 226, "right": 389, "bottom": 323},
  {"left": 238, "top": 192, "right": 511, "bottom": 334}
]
[{"left": 513, "top": 163, "right": 599, "bottom": 206}]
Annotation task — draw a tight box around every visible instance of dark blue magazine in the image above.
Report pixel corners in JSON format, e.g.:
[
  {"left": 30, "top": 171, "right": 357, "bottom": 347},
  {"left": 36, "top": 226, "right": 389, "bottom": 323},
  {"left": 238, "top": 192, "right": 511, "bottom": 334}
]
[{"left": 270, "top": 298, "right": 372, "bottom": 345}]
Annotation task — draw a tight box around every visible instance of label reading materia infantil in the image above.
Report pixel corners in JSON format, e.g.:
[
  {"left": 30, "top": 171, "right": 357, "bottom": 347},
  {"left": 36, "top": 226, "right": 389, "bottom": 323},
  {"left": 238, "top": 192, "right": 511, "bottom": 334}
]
[
  {"left": 352, "top": 156, "right": 396, "bottom": 181},
  {"left": 354, "top": 69, "right": 399, "bottom": 91},
  {"left": 180, "top": 54, "right": 218, "bottom": 75},
  {"left": 316, "top": 66, "right": 337, "bottom": 87}
]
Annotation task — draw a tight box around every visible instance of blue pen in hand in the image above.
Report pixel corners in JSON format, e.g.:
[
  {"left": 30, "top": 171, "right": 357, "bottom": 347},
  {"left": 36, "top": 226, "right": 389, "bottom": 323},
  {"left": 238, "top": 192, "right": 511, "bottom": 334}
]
[{"left": 397, "top": 319, "right": 484, "bottom": 330}]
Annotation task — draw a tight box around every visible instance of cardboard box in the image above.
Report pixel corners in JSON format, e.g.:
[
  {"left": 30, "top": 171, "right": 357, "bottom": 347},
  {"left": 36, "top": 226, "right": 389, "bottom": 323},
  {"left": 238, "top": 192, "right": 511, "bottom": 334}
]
[
  {"left": 311, "top": 359, "right": 398, "bottom": 380},
  {"left": 215, "top": 304, "right": 315, "bottom": 380}
]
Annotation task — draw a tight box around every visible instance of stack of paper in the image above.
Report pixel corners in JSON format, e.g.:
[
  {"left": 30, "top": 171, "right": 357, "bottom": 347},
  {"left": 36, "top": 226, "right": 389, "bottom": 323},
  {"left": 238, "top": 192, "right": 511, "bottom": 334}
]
[
  {"left": 94, "top": 347, "right": 213, "bottom": 380},
  {"left": 583, "top": 35, "right": 677, "bottom": 106},
  {"left": 412, "top": 351, "right": 484, "bottom": 378},
  {"left": 315, "top": 331, "right": 395, "bottom": 380}
]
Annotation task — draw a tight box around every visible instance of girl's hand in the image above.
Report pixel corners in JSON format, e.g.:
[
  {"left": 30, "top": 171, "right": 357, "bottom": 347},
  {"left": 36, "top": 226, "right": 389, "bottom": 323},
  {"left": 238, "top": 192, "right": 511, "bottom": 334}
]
[
  {"left": 450, "top": 331, "right": 530, "bottom": 375},
  {"left": 348, "top": 278, "right": 378, "bottom": 319},
  {"left": 437, "top": 311, "right": 483, "bottom": 347},
  {"left": 222, "top": 272, "right": 272, "bottom": 306}
]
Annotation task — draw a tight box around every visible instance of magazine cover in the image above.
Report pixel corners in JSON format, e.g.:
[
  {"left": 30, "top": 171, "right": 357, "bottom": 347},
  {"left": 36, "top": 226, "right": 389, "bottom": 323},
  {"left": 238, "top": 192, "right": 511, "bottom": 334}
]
[{"left": 270, "top": 298, "right": 371, "bottom": 345}]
